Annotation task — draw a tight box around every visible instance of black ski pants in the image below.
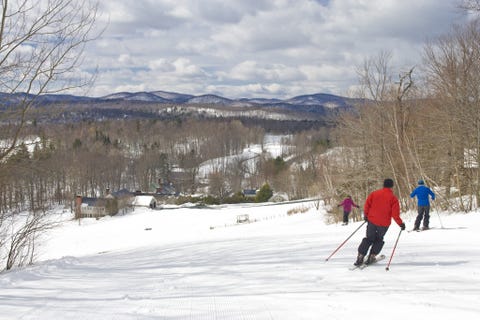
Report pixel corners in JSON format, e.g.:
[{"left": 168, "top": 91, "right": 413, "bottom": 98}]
[
  {"left": 342, "top": 211, "right": 351, "bottom": 224},
  {"left": 358, "top": 222, "right": 389, "bottom": 256},
  {"left": 414, "top": 205, "right": 430, "bottom": 229}
]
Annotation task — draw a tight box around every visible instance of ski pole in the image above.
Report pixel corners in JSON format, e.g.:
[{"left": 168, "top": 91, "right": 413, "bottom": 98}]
[
  {"left": 385, "top": 229, "right": 403, "bottom": 271},
  {"left": 434, "top": 207, "right": 444, "bottom": 229},
  {"left": 325, "top": 221, "right": 366, "bottom": 261}
]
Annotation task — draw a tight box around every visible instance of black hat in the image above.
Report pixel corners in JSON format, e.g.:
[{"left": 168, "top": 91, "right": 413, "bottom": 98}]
[{"left": 383, "top": 178, "right": 394, "bottom": 188}]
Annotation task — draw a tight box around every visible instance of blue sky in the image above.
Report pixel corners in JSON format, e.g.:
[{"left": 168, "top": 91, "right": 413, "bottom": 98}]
[{"left": 81, "top": 0, "right": 470, "bottom": 99}]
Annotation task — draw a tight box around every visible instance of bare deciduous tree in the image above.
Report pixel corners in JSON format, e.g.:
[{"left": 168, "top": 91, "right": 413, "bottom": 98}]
[
  {"left": 329, "top": 51, "right": 419, "bottom": 211},
  {"left": 0, "top": 0, "right": 100, "bottom": 271},
  {"left": 423, "top": 19, "right": 480, "bottom": 210},
  {"left": 4, "top": 212, "right": 58, "bottom": 270},
  {"left": 0, "top": 0, "right": 101, "bottom": 162},
  {"left": 460, "top": 0, "right": 480, "bottom": 11}
]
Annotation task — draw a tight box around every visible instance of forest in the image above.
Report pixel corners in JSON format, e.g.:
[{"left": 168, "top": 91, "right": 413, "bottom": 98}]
[{"left": 0, "top": 117, "right": 330, "bottom": 214}]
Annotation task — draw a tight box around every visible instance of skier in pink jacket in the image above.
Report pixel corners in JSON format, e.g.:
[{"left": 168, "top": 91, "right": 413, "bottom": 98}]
[{"left": 338, "top": 195, "right": 360, "bottom": 225}]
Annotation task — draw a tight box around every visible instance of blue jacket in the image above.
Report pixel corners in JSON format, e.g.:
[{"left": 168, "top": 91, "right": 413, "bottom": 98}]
[{"left": 410, "top": 185, "right": 435, "bottom": 206}]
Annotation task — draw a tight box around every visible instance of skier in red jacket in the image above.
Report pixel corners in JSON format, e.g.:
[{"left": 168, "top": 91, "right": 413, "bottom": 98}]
[
  {"left": 337, "top": 195, "right": 360, "bottom": 225},
  {"left": 354, "top": 178, "right": 406, "bottom": 266}
]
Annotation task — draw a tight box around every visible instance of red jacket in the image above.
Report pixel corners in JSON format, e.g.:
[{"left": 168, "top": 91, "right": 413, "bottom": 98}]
[{"left": 364, "top": 187, "right": 403, "bottom": 227}]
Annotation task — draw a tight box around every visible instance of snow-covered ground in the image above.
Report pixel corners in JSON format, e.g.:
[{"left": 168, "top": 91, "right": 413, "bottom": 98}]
[{"left": 1, "top": 201, "right": 479, "bottom": 319}]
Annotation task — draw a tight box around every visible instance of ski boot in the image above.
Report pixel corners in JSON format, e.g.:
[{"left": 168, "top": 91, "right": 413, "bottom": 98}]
[
  {"left": 353, "top": 254, "right": 364, "bottom": 266},
  {"left": 365, "top": 254, "right": 377, "bottom": 265}
]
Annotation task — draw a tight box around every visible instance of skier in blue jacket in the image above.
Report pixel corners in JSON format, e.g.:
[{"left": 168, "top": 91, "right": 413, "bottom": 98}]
[{"left": 410, "top": 180, "right": 435, "bottom": 231}]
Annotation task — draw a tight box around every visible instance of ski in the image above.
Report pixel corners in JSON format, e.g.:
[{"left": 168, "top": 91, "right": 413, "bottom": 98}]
[
  {"left": 349, "top": 254, "right": 386, "bottom": 270},
  {"left": 408, "top": 227, "right": 434, "bottom": 233}
]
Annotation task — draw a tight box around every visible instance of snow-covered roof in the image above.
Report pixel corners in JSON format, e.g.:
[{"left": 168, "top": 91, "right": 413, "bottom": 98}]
[{"left": 132, "top": 195, "right": 156, "bottom": 206}]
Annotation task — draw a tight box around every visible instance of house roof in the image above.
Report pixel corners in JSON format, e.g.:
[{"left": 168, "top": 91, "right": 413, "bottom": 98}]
[
  {"left": 81, "top": 197, "right": 108, "bottom": 207},
  {"left": 243, "top": 189, "right": 257, "bottom": 196},
  {"left": 132, "top": 195, "right": 156, "bottom": 206}
]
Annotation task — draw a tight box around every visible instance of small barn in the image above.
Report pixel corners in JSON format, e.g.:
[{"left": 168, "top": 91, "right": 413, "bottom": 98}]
[{"left": 132, "top": 195, "right": 158, "bottom": 209}]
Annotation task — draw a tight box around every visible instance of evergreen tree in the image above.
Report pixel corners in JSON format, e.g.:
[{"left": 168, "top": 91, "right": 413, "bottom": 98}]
[{"left": 256, "top": 183, "right": 273, "bottom": 202}]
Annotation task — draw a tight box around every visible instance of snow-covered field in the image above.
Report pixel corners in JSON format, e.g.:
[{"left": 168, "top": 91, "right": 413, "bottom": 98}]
[{"left": 1, "top": 201, "right": 479, "bottom": 320}]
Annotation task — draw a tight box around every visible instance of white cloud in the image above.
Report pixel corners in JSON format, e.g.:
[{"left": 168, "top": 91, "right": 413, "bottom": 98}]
[
  {"left": 172, "top": 58, "right": 206, "bottom": 76},
  {"left": 226, "top": 61, "right": 305, "bottom": 82},
  {"left": 148, "top": 58, "right": 176, "bottom": 72},
  {"left": 118, "top": 54, "right": 134, "bottom": 65},
  {"left": 80, "top": 0, "right": 468, "bottom": 98},
  {"left": 147, "top": 58, "right": 206, "bottom": 77}
]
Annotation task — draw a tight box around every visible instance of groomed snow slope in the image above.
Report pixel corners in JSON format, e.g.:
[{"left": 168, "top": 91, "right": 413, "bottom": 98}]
[{"left": 0, "top": 201, "right": 479, "bottom": 320}]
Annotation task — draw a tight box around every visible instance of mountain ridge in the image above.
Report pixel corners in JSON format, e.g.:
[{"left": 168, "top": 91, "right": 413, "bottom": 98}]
[
  {"left": 1, "top": 90, "right": 357, "bottom": 108},
  {"left": 1, "top": 90, "right": 361, "bottom": 130},
  {"left": 97, "top": 90, "right": 358, "bottom": 109}
]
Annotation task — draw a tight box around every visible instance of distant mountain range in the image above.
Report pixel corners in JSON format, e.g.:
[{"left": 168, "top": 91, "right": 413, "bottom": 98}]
[
  {"left": 100, "top": 90, "right": 359, "bottom": 109},
  {"left": 1, "top": 90, "right": 362, "bottom": 130},
  {"left": 2, "top": 90, "right": 358, "bottom": 108}
]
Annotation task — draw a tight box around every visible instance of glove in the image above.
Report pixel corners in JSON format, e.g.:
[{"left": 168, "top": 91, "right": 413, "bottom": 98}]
[
  {"left": 400, "top": 223, "right": 406, "bottom": 230},
  {"left": 364, "top": 216, "right": 368, "bottom": 222}
]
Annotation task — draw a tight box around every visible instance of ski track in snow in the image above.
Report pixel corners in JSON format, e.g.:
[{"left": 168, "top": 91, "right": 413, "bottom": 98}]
[{"left": 0, "top": 202, "right": 479, "bottom": 319}]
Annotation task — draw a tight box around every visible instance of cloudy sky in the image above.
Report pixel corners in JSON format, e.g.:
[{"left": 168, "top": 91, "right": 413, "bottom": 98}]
[{"left": 82, "top": 0, "right": 470, "bottom": 99}]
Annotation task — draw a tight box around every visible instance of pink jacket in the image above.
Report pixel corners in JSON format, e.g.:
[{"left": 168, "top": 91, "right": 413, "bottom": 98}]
[{"left": 338, "top": 197, "right": 358, "bottom": 212}]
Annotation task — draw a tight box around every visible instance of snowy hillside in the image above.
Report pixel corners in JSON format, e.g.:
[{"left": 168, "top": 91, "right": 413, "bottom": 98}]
[
  {"left": 198, "top": 134, "right": 293, "bottom": 179},
  {"left": 0, "top": 201, "right": 479, "bottom": 319}
]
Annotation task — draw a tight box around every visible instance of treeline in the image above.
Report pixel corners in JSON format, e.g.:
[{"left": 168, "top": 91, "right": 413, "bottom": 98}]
[
  {"left": 0, "top": 118, "right": 329, "bottom": 214},
  {"left": 319, "top": 20, "right": 480, "bottom": 213}
]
